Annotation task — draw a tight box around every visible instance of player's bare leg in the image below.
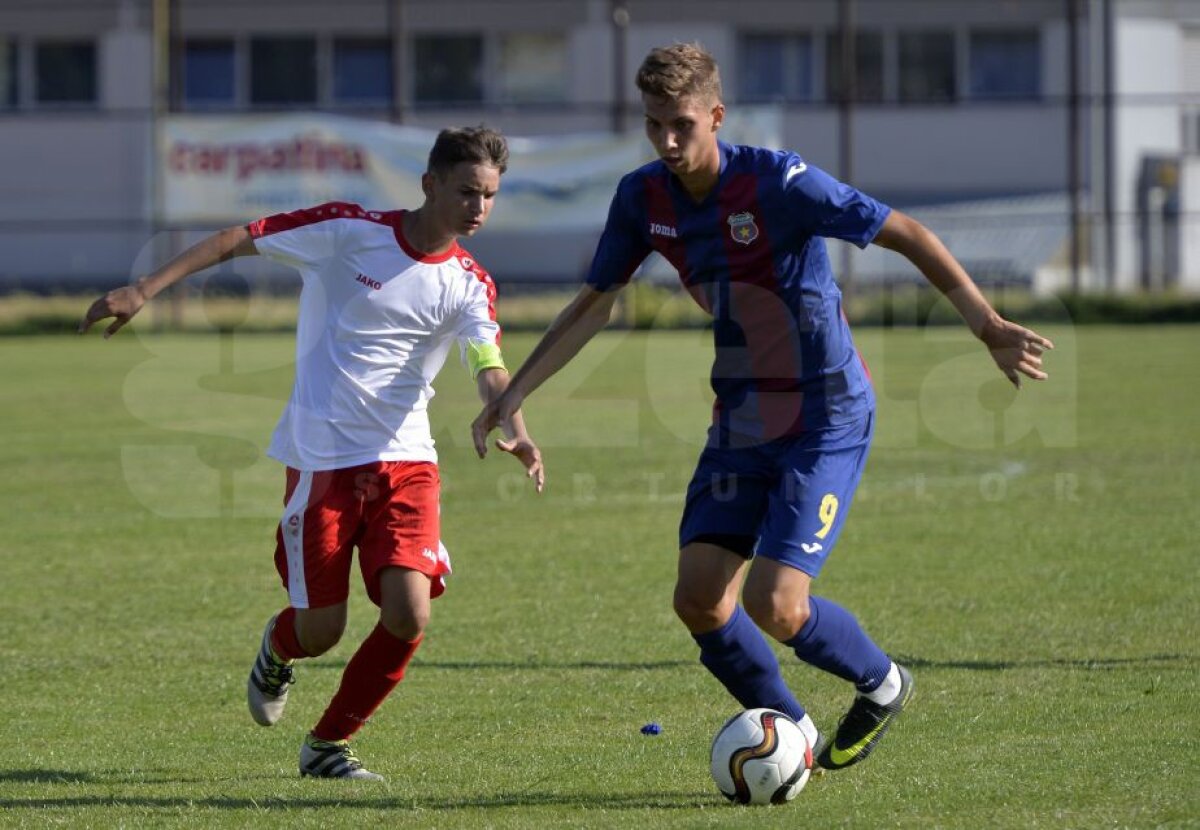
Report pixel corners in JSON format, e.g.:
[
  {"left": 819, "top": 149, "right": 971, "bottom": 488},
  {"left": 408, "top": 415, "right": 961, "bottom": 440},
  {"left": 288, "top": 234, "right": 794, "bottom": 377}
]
[
  {"left": 673, "top": 542, "right": 747, "bottom": 634},
  {"left": 741, "top": 557, "right": 813, "bottom": 641}
]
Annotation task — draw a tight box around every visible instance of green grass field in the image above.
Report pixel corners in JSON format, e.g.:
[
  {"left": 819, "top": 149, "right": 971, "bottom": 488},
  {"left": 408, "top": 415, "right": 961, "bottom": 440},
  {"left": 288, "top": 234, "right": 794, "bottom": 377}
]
[{"left": 0, "top": 324, "right": 1197, "bottom": 828}]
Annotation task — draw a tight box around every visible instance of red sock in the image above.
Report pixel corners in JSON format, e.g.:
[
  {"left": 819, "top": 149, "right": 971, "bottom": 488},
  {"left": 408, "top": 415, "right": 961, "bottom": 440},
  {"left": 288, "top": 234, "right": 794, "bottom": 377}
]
[
  {"left": 269, "top": 607, "right": 311, "bottom": 661},
  {"left": 311, "top": 623, "right": 423, "bottom": 742}
]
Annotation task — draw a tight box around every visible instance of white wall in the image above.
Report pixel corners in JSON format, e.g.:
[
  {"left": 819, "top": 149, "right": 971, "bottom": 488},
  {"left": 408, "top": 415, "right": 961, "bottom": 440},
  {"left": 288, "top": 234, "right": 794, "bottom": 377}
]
[
  {"left": 1181, "top": 157, "right": 1200, "bottom": 290},
  {"left": 1113, "top": 16, "right": 1182, "bottom": 290}
]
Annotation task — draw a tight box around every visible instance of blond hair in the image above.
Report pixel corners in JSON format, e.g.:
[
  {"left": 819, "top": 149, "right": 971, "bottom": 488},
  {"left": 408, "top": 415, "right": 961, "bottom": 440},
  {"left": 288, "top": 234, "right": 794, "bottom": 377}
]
[{"left": 635, "top": 42, "right": 723, "bottom": 104}]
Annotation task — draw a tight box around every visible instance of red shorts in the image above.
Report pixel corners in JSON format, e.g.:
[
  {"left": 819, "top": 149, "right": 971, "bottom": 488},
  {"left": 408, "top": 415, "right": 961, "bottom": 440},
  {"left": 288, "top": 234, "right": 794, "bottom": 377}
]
[{"left": 273, "top": 461, "right": 451, "bottom": 609}]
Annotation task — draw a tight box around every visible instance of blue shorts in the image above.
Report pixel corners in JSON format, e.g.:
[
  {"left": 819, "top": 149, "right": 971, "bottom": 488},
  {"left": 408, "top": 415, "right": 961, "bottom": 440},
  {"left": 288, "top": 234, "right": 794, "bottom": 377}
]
[{"left": 678, "top": 413, "right": 874, "bottom": 577}]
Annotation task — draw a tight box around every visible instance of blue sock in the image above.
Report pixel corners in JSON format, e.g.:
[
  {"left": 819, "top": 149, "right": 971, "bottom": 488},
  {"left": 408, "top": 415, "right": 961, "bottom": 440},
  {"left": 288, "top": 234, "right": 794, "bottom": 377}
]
[
  {"left": 692, "top": 606, "right": 806, "bottom": 721},
  {"left": 786, "top": 596, "right": 892, "bottom": 693}
]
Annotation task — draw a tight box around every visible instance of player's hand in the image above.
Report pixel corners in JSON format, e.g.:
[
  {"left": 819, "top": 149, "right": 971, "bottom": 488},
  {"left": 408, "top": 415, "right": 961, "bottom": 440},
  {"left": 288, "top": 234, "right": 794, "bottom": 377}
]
[
  {"left": 78, "top": 283, "right": 148, "bottom": 338},
  {"left": 979, "top": 317, "right": 1054, "bottom": 388},
  {"left": 471, "top": 390, "right": 523, "bottom": 458},
  {"left": 495, "top": 436, "right": 544, "bottom": 493}
]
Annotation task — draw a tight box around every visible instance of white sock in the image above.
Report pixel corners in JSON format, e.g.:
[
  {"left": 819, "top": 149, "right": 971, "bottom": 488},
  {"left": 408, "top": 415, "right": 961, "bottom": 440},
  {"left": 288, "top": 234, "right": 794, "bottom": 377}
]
[
  {"left": 862, "top": 662, "right": 902, "bottom": 705},
  {"left": 796, "top": 713, "right": 819, "bottom": 749}
]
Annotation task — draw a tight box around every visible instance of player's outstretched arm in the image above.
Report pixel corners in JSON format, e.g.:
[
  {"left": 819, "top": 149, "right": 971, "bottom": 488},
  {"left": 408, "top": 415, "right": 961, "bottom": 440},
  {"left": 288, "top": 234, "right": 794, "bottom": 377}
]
[
  {"left": 78, "top": 225, "right": 258, "bottom": 338},
  {"left": 872, "top": 210, "right": 1054, "bottom": 388},
  {"left": 471, "top": 284, "right": 620, "bottom": 454},
  {"left": 475, "top": 367, "right": 545, "bottom": 492}
]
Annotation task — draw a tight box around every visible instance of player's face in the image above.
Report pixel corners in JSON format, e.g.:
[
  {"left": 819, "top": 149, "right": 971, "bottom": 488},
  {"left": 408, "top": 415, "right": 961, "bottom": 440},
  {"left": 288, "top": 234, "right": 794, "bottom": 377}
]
[
  {"left": 642, "top": 93, "right": 724, "bottom": 182},
  {"left": 425, "top": 161, "right": 501, "bottom": 238}
]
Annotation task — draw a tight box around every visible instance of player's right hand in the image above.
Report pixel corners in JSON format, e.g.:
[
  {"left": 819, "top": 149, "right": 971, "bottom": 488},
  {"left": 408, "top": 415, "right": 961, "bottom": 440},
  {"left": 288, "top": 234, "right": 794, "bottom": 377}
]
[
  {"left": 78, "top": 283, "right": 148, "bottom": 338},
  {"left": 495, "top": 436, "right": 545, "bottom": 493}
]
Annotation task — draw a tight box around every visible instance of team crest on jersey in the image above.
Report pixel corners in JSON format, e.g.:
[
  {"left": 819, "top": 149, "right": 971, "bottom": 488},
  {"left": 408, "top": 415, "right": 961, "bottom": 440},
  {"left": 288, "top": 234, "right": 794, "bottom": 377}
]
[
  {"left": 727, "top": 211, "right": 759, "bottom": 245},
  {"left": 458, "top": 255, "right": 474, "bottom": 271}
]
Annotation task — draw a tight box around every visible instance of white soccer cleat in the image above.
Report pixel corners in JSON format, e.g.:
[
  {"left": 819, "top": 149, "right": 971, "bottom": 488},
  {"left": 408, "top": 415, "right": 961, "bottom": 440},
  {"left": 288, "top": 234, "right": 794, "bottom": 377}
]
[
  {"left": 247, "top": 615, "right": 295, "bottom": 727},
  {"left": 300, "top": 735, "right": 384, "bottom": 781}
]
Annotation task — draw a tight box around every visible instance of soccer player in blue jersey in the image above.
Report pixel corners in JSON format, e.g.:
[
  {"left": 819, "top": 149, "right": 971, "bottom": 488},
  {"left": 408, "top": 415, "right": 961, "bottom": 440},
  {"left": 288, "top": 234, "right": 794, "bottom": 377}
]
[{"left": 473, "top": 43, "right": 1053, "bottom": 771}]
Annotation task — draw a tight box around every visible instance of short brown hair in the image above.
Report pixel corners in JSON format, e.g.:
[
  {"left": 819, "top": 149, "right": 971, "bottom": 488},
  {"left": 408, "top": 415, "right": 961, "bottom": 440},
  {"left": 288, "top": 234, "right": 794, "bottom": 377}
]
[
  {"left": 635, "top": 42, "right": 723, "bottom": 104},
  {"left": 427, "top": 125, "right": 509, "bottom": 177}
]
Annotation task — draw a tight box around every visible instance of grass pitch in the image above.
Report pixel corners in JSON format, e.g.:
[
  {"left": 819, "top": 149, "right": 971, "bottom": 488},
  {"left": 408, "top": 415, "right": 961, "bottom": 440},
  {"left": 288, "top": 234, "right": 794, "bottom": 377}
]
[{"left": 0, "top": 324, "right": 1197, "bottom": 828}]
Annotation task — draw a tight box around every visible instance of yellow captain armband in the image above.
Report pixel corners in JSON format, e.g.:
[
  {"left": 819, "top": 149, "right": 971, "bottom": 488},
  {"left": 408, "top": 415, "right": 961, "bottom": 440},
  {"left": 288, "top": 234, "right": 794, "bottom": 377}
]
[{"left": 465, "top": 339, "right": 507, "bottom": 380}]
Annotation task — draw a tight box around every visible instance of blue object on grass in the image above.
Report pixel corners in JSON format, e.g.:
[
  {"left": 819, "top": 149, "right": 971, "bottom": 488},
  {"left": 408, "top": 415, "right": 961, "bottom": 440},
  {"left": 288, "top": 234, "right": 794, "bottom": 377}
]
[{"left": 640, "top": 722, "right": 662, "bottom": 735}]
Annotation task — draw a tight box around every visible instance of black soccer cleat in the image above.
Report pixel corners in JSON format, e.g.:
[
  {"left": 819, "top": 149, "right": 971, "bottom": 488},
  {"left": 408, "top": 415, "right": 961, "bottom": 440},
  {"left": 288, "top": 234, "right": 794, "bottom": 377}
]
[{"left": 817, "top": 664, "right": 914, "bottom": 770}]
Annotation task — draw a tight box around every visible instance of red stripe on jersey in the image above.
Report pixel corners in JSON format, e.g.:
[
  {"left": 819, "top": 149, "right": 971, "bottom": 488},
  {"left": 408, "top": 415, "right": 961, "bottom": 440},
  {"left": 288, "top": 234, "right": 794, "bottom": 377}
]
[
  {"left": 644, "top": 174, "right": 687, "bottom": 274},
  {"left": 457, "top": 247, "right": 501, "bottom": 343},
  {"left": 248, "top": 201, "right": 386, "bottom": 239},
  {"left": 645, "top": 174, "right": 710, "bottom": 312},
  {"left": 718, "top": 172, "right": 805, "bottom": 438}
]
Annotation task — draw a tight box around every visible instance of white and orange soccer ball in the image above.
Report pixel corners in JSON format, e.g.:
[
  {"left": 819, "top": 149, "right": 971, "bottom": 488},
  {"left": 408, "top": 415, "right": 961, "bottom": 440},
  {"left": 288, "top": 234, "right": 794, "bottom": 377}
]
[{"left": 709, "top": 708, "right": 814, "bottom": 805}]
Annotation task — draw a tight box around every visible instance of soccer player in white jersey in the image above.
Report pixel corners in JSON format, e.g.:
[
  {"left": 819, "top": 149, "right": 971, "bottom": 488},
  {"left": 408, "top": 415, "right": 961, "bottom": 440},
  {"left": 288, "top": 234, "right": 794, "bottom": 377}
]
[{"left": 80, "top": 126, "right": 544, "bottom": 781}]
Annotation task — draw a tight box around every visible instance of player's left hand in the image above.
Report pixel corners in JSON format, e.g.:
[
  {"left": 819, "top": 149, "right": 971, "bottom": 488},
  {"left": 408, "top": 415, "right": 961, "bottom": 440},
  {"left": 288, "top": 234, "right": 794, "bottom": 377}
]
[
  {"left": 980, "top": 317, "right": 1054, "bottom": 388},
  {"left": 495, "top": 437, "right": 544, "bottom": 493},
  {"left": 472, "top": 390, "right": 522, "bottom": 458}
]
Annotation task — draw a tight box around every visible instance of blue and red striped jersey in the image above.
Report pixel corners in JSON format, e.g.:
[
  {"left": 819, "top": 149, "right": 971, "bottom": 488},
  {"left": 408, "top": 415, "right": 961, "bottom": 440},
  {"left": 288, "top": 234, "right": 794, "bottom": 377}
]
[{"left": 586, "top": 141, "right": 890, "bottom": 446}]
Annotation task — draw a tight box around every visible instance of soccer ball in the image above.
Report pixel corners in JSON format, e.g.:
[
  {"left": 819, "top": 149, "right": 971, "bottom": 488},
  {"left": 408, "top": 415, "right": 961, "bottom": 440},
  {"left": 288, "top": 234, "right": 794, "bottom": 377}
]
[{"left": 710, "top": 708, "right": 813, "bottom": 805}]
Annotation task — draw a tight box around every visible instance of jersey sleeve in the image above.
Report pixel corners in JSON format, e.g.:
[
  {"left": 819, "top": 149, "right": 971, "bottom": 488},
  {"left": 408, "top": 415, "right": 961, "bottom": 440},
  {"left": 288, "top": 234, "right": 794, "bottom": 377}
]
[
  {"left": 248, "top": 201, "right": 354, "bottom": 270},
  {"left": 782, "top": 158, "right": 891, "bottom": 249},
  {"left": 585, "top": 177, "right": 652, "bottom": 291},
  {"left": 454, "top": 263, "right": 504, "bottom": 376}
]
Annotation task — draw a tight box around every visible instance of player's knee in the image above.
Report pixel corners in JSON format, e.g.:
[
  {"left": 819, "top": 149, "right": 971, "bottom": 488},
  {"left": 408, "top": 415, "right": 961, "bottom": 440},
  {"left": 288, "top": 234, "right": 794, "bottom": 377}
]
[
  {"left": 743, "top": 591, "right": 809, "bottom": 642},
  {"left": 297, "top": 620, "right": 345, "bottom": 656},
  {"left": 673, "top": 582, "right": 733, "bottom": 633},
  {"left": 379, "top": 604, "right": 429, "bottom": 642}
]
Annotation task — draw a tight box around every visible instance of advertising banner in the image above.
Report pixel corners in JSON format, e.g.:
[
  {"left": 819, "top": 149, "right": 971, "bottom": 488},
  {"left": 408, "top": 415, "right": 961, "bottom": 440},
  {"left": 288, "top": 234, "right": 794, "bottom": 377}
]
[{"left": 158, "top": 111, "right": 780, "bottom": 229}]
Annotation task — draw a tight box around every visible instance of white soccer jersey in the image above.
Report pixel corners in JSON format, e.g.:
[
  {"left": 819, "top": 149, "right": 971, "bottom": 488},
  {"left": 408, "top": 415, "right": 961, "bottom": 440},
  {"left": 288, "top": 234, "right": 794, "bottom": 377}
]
[{"left": 249, "top": 201, "right": 501, "bottom": 471}]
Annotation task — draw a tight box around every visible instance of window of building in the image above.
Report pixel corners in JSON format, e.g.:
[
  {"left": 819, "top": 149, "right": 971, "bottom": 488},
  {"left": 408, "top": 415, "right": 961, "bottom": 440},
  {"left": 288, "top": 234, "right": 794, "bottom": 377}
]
[
  {"left": 183, "top": 39, "right": 236, "bottom": 107},
  {"left": 825, "top": 31, "right": 883, "bottom": 103},
  {"left": 413, "top": 34, "right": 483, "bottom": 105},
  {"left": 333, "top": 38, "right": 392, "bottom": 105},
  {"left": 0, "top": 38, "right": 16, "bottom": 108},
  {"left": 738, "top": 33, "right": 813, "bottom": 103},
  {"left": 35, "top": 40, "right": 96, "bottom": 104},
  {"left": 250, "top": 36, "right": 317, "bottom": 105},
  {"left": 497, "top": 33, "right": 567, "bottom": 103},
  {"left": 898, "top": 31, "right": 955, "bottom": 103},
  {"left": 969, "top": 30, "right": 1040, "bottom": 100}
]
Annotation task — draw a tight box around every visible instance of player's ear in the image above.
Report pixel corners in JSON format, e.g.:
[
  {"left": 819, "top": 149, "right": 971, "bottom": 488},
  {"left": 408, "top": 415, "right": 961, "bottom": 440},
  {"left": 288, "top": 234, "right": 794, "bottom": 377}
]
[
  {"left": 421, "top": 172, "right": 436, "bottom": 200},
  {"left": 711, "top": 102, "right": 725, "bottom": 132}
]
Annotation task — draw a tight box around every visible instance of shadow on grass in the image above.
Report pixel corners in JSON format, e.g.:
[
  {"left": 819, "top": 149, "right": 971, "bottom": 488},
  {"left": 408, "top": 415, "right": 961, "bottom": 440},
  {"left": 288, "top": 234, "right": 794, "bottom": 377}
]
[
  {"left": 0, "top": 770, "right": 97, "bottom": 784},
  {"left": 0, "top": 769, "right": 282, "bottom": 786},
  {"left": 308, "top": 659, "right": 694, "bottom": 672},
  {"left": 892, "top": 653, "right": 1195, "bottom": 671},
  {"left": 0, "top": 791, "right": 713, "bottom": 812}
]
